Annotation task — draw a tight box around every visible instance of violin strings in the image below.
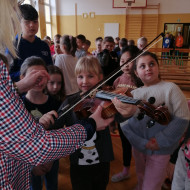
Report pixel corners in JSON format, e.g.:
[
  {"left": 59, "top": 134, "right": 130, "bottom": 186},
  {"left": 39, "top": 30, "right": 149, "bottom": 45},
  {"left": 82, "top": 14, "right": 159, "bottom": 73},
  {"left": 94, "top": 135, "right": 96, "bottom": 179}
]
[
  {"left": 57, "top": 35, "right": 164, "bottom": 120},
  {"left": 99, "top": 91, "right": 138, "bottom": 104}
]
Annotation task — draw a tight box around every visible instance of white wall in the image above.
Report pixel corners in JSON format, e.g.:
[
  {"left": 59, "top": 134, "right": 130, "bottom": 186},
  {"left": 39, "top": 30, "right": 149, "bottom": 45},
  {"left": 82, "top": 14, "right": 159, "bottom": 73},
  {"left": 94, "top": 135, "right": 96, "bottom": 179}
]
[
  {"left": 150, "top": 0, "right": 190, "bottom": 14},
  {"left": 54, "top": 0, "right": 190, "bottom": 16},
  {"left": 56, "top": 0, "right": 126, "bottom": 16},
  {"left": 51, "top": 0, "right": 57, "bottom": 15}
]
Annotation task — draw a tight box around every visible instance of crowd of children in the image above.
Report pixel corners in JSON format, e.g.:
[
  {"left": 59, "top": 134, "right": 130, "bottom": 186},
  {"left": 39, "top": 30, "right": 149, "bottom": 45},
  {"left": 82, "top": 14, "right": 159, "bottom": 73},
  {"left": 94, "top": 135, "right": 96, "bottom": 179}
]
[{"left": 3, "top": 2, "right": 190, "bottom": 190}]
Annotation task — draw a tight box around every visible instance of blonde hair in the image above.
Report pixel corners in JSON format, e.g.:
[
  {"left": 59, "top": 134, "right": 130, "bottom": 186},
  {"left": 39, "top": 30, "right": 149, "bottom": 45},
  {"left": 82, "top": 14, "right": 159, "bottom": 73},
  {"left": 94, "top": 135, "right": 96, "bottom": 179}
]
[
  {"left": 0, "top": 0, "right": 21, "bottom": 58},
  {"left": 75, "top": 56, "right": 103, "bottom": 78}
]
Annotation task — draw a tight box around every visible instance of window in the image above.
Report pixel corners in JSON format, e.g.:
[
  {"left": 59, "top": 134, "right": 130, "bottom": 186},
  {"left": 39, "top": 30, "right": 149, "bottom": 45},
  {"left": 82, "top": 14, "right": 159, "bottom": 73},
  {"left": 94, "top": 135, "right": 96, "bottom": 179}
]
[
  {"left": 21, "top": 0, "right": 31, "bottom": 4},
  {"left": 21, "top": 0, "right": 36, "bottom": 8},
  {"left": 164, "top": 23, "right": 190, "bottom": 48},
  {"left": 44, "top": 0, "right": 52, "bottom": 38}
]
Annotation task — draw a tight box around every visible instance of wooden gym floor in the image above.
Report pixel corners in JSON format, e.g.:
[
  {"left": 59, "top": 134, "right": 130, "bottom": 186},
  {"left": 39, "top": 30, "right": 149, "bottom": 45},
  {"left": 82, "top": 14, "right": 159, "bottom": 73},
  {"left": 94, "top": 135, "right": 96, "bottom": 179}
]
[{"left": 43, "top": 90, "right": 190, "bottom": 190}]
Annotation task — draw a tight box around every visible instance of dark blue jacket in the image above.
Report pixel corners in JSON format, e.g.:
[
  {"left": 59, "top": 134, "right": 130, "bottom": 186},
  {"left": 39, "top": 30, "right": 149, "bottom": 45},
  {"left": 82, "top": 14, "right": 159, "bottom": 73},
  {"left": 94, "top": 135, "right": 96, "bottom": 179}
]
[{"left": 8, "top": 35, "right": 53, "bottom": 82}]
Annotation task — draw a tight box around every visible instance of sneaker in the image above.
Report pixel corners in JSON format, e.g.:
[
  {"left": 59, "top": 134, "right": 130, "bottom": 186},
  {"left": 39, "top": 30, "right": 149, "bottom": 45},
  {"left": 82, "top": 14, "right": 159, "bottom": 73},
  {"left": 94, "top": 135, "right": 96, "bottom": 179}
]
[{"left": 111, "top": 172, "right": 130, "bottom": 182}]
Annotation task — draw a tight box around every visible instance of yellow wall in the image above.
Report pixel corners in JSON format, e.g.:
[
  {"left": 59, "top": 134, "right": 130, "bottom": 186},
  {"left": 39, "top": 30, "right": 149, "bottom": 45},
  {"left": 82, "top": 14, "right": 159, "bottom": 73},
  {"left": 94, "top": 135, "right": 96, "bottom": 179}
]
[
  {"left": 52, "top": 15, "right": 58, "bottom": 38},
  {"left": 54, "top": 15, "right": 126, "bottom": 49},
  {"left": 49, "top": 13, "right": 190, "bottom": 49}
]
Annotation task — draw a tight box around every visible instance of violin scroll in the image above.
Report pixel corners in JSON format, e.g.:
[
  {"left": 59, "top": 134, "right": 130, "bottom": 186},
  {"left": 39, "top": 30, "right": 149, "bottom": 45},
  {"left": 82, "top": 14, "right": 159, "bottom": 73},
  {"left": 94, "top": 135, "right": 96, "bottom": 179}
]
[
  {"left": 136, "top": 97, "right": 171, "bottom": 127},
  {"left": 146, "top": 105, "right": 171, "bottom": 128},
  {"left": 153, "top": 105, "right": 171, "bottom": 125}
]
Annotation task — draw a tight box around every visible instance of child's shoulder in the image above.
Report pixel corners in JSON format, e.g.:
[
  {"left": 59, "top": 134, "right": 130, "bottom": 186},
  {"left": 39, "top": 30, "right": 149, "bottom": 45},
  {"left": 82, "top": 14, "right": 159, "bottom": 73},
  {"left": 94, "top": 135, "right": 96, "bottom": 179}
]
[
  {"left": 158, "top": 81, "right": 182, "bottom": 93},
  {"left": 131, "top": 81, "right": 182, "bottom": 100},
  {"left": 134, "top": 81, "right": 179, "bottom": 91}
]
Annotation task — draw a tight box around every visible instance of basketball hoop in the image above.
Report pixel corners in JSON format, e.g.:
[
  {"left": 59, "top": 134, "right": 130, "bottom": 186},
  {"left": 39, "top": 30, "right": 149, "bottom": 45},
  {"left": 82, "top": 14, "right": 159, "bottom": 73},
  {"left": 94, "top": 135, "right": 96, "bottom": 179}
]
[{"left": 127, "top": 1, "right": 132, "bottom": 6}]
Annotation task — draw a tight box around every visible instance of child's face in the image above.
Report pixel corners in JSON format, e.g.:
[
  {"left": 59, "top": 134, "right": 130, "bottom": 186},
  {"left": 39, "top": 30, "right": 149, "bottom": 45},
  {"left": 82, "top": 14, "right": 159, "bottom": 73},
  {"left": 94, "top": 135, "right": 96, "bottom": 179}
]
[
  {"left": 21, "top": 18, "right": 39, "bottom": 38},
  {"left": 77, "top": 71, "right": 100, "bottom": 93},
  {"left": 103, "top": 42, "right": 114, "bottom": 52},
  {"left": 54, "top": 43, "right": 62, "bottom": 54},
  {"left": 54, "top": 37, "right": 60, "bottom": 44},
  {"left": 135, "top": 55, "right": 160, "bottom": 87},
  {"left": 120, "top": 52, "right": 133, "bottom": 74},
  {"left": 47, "top": 74, "right": 62, "bottom": 95},
  {"left": 137, "top": 42, "right": 146, "bottom": 50},
  {"left": 25, "top": 65, "right": 47, "bottom": 91},
  {"left": 76, "top": 39, "right": 84, "bottom": 49},
  {"left": 83, "top": 44, "right": 90, "bottom": 52},
  {"left": 114, "top": 39, "right": 119, "bottom": 44},
  {"left": 96, "top": 41, "right": 102, "bottom": 52}
]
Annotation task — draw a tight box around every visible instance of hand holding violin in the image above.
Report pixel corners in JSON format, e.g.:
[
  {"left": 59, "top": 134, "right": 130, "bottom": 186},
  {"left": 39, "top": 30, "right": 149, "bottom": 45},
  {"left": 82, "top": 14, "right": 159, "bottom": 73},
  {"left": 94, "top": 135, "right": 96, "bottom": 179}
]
[
  {"left": 146, "top": 138, "right": 160, "bottom": 150},
  {"left": 90, "top": 105, "right": 114, "bottom": 131},
  {"left": 39, "top": 110, "right": 58, "bottom": 130},
  {"left": 112, "top": 97, "right": 137, "bottom": 118}
]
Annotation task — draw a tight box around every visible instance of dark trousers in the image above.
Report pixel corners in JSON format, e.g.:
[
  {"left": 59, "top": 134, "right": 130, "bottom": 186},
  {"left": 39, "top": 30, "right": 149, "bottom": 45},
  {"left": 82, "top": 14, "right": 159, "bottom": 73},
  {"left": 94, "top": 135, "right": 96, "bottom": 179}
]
[
  {"left": 118, "top": 124, "right": 132, "bottom": 167},
  {"left": 30, "top": 160, "right": 59, "bottom": 190},
  {"left": 70, "top": 162, "right": 110, "bottom": 190}
]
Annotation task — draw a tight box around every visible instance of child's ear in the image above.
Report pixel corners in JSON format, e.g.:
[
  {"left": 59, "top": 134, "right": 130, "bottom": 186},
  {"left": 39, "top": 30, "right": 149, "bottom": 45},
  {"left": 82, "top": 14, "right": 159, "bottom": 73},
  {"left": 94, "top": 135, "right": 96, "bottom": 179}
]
[{"left": 20, "top": 75, "right": 24, "bottom": 80}]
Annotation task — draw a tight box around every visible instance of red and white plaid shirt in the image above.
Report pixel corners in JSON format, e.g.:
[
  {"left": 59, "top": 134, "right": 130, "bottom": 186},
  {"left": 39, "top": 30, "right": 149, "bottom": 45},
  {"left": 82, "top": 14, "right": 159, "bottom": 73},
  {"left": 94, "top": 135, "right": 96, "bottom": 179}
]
[{"left": 0, "top": 60, "right": 87, "bottom": 189}]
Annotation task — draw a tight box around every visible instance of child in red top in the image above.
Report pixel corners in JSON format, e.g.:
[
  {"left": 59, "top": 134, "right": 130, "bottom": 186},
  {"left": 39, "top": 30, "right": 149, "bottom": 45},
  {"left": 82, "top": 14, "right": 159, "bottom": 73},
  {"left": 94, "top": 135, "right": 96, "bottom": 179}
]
[
  {"left": 111, "top": 45, "right": 142, "bottom": 182},
  {"left": 175, "top": 32, "right": 183, "bottom": 48}
]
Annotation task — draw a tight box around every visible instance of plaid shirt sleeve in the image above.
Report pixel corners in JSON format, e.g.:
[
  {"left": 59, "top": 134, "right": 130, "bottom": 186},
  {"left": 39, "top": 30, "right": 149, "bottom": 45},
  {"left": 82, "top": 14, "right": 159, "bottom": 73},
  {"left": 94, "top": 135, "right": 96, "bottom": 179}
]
[{"left": 0, "top": 60, "right": 87, "bottom": 165}]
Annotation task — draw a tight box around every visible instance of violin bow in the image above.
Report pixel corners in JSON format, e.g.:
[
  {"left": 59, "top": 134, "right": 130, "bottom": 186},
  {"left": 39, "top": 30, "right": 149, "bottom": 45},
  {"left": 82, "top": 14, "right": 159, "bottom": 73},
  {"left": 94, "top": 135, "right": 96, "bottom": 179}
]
[{"left": 56, "top": 32, "right": 165, "bottom": 120}]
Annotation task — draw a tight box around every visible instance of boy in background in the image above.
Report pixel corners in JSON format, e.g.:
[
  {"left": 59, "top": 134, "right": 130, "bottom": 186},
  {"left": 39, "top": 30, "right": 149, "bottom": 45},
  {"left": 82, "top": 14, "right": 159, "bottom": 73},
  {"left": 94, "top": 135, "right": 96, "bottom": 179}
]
[
  {"left": 92, "top": 37, "right": 103, "bottom": 57},
  {"left": 75, "top": 34, "right": 87, "bottom": 59},
  {"left": 50, "top": 34, "right": 62, "bottom": 56},
  {"left": 83, "top": 39, "right": 91, "bottom": 55},
  {"left": 137, "top": 37, "right": 148, "bottom": 50},
  {"left": 163, "top": 33, "right": 171, "bottom": 48},
  {"left": 97, "top": 36, "right": 120, "bottom": 86},
  {"left": 8, "top": 4, "right": 53, "bottom": 82}
]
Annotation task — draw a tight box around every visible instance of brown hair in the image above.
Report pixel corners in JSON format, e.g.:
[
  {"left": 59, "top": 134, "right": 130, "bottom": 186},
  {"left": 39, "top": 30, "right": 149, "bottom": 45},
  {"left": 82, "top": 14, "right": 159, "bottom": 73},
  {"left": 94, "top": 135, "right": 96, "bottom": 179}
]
[
  {"left": 60, "top": 35, "right": 77, "bottom": 57},
  {"left": 46, "top": 65, "right": 65, "bottom": 101}
]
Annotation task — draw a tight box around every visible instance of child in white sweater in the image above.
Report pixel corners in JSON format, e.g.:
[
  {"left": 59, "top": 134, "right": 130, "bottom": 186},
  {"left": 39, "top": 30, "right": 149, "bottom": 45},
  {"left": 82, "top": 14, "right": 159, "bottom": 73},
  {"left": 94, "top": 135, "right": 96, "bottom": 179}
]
[{"left": 112, "top": 52, "right": 189, "bottom": 190}]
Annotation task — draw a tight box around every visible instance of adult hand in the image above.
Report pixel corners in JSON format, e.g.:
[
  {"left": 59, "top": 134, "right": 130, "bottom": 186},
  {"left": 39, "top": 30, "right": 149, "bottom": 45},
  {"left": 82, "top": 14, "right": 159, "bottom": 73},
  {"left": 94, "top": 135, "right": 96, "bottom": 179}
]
[
  {"left": 112, "top": 97, "right": 137, "bottom": 118},
  {"left": 16, "top": 70, "right": 50, "bottom": 94},
  {"left": 39, "top": 110, "right": 58, "bottom": 130},
  {"left": 32, "top": 161, "right": 53, "bottom": 176},
  {"left": 90, "top": 105, "right": 114, "bottom": 131}
]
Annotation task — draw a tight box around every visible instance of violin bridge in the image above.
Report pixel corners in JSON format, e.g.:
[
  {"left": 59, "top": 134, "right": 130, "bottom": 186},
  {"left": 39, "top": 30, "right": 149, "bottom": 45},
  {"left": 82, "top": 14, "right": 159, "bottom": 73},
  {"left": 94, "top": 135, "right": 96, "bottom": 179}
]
[{"left": 89, "top": 89, "right": 98, "bottom": 98}]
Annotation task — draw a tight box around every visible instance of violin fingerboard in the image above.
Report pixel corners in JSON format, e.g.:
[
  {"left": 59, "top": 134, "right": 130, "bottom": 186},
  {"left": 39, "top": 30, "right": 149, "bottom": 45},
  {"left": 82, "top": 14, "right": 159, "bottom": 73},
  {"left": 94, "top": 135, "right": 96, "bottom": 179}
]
[{"left": 96, "top": 90, "right": 141, "bottom": 105}]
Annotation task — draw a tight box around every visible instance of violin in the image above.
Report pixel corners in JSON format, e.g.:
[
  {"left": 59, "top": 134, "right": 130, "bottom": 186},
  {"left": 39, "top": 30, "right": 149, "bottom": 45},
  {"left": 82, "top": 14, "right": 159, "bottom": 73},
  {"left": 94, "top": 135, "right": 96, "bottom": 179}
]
[
  {"left": 73, "top": 87, "right": 171, "bottom": 128},
  {"left": 53, "top": 33, "right": 168, "bottom": 128}
]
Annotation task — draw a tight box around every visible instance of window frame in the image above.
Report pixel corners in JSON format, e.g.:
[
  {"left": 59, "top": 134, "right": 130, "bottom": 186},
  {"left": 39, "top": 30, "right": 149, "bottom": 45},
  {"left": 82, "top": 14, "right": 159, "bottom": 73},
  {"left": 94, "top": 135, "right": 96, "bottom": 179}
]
[{"left": 43, "top": 0, "right": 52, "bottom": 38}]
